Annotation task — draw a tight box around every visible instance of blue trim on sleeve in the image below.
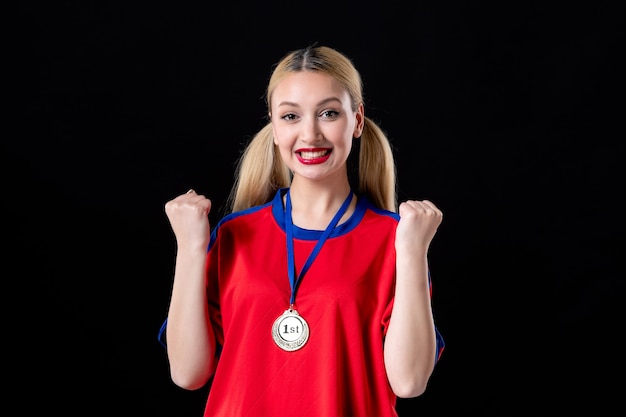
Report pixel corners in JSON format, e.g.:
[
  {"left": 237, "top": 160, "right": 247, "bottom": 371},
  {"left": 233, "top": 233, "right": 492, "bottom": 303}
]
[
  {"left": 435, "top": 326, "right": 445, "bottom": 364},
  {"left": 157, "top": 318, "right": 168, "bottom": 347}
]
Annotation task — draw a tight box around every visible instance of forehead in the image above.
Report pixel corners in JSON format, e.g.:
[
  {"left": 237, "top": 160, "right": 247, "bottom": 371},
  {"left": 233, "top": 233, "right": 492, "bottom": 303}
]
[{"left": 271, "top": 71, "right": 348, "bottom": 106}]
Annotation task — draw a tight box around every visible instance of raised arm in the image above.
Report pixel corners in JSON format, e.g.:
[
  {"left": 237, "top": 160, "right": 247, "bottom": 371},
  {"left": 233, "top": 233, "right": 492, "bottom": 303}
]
[
  {"left": 163, "top": 189, "right": 217, "bottom": 390},
  {"left": 384, "top": 199, "right": 443, "bottom": 398}
]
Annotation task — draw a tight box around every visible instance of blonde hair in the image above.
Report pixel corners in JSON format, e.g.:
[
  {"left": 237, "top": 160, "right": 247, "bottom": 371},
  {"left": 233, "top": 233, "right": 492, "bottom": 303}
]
[{"left": 227, "top": 45, "right": 397, "bottom": 213}]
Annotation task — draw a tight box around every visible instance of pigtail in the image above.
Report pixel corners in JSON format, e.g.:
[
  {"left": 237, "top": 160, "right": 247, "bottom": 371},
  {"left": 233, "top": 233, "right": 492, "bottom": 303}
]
[
  {"left": 359, "top": 117, "right": 397, "bottom": 212},
  {"left": 228, "top": 123, "right": 291, "bottom": 213}
]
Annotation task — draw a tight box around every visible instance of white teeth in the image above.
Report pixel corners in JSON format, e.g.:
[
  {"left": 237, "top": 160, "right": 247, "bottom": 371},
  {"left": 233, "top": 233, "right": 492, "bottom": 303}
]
[{"left": 300, "top": 150, "right": 327, "bottom": 159}]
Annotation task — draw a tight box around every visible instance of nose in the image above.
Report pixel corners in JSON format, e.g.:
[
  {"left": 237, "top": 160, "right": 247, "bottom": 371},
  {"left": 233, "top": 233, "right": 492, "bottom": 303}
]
[{"left": 299, "top": 116, "right": 323, "bottom": 145}]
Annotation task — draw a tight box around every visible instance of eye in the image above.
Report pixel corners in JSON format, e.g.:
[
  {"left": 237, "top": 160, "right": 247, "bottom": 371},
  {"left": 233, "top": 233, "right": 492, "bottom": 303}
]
[
  {"left": 320, "top": 110, "right": 339, "bottom": 119},
  {"left": 280, "top": 113, "right": 298, "bottom": 121}
]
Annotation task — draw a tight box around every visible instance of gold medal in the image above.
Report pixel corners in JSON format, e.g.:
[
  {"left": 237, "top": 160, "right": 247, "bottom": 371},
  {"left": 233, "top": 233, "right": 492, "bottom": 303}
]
[{"left": 271, "top": 308, "right": 309, "bottom": 351}]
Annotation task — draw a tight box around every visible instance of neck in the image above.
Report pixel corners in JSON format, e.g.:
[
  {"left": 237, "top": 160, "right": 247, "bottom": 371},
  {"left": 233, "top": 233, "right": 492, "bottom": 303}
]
[{"left": 287, "top": 178, "right": 354, "bottom": 230}]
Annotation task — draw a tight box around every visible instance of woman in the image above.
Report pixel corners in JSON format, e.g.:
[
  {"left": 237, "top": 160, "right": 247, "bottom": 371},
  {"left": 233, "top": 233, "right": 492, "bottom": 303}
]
[{"left": 159, "top": 44, "right": 445, "bottom": 416}]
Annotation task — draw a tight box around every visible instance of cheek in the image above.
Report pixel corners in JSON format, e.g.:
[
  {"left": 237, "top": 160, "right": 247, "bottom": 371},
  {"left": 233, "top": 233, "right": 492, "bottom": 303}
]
[
  {"left": 325, "top": 124, "right": 354, "bottom": 145},
  {"left": 273, "top": 125, "right": 298, "bottom": 147},
  {"left": 272, "top": 124, "right": 285, "bottom": 141}
]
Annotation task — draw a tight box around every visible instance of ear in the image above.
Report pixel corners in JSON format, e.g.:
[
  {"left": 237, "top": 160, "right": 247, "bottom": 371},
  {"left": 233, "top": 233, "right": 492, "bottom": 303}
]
[
  {"left": 271, "top": 126, "right": 279, "bottom": 146},
  {"left": 268, "top": 113, "right": 279, "bottom": 145},
  {"left": 353, "top": 103, "right": 365, "bottom": 138}
]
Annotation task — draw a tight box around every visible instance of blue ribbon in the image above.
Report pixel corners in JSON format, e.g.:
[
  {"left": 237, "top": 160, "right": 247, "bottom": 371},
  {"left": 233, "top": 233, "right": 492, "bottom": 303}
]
[{"left": 285, "top": 189, "right": 353, "bottom": 305}]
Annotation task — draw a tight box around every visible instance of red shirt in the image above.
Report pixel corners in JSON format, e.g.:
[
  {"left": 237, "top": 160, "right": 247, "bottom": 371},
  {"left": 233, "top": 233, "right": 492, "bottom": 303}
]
[{"left": 161, "top": 188, "right": 444, "bottom": 416}]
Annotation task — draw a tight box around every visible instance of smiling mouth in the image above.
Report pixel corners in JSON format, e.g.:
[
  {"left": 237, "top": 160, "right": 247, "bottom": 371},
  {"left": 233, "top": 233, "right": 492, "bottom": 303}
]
[
  {"left": 299, "top": 150, "right": 330, "bottom": 159},
  {"left": 296, "top": 149, "right": 332, "bottom": 164}
]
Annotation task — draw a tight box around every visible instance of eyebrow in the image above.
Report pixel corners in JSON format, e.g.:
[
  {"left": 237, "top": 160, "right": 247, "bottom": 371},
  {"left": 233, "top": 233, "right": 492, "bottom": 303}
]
[{"left": 276, "top": 97, "right": 343, "bottom": 108}]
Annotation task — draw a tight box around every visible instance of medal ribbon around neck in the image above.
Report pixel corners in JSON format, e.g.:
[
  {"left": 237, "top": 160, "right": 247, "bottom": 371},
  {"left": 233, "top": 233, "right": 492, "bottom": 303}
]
[
  {"left": 285, "top": 189, "right": 353, "bottom": 305},
  {"left": 271, "top": 189, "right": 353, "bottom": 351}
]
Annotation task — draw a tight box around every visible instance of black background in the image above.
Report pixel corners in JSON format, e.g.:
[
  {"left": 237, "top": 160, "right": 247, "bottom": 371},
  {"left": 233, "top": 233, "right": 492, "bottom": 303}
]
[{"left": 7, "top": 1, "right": 624, "bottom": 415}]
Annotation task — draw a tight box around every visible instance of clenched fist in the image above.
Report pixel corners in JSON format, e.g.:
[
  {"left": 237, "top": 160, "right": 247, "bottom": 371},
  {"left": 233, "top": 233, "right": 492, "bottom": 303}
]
[
  {"left": 395, "top": 200, "right": 443, "bottom": 254},
  {"left": 164, "top": 189, "right": 212, "bottom": 252}
]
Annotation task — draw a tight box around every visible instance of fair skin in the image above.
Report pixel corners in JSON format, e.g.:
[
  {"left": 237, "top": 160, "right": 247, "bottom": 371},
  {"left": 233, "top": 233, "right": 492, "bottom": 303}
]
[{"left": 164, "top": 70, "right": 442, "bottom": 397}]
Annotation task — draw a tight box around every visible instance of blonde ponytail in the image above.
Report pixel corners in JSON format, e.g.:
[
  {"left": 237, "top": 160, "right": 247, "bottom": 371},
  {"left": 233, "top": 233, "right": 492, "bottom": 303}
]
[
  {"left": 228, "top": 124, "right": 291, "bottom": 212},
  {"left": 359, "top": 118, "right": 397, "bottom": 212}
]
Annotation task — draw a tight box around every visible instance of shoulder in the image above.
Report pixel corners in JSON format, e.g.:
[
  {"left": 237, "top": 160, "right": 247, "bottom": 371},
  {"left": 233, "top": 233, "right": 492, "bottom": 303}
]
[
  {"left": 332, "top": 194, "right": 398, "bottom": 238},
  {"left": 215, "top": 201, "right": 272, "bottom": 230},
  {"left": 211, "top": 188, "right": 285, "bottom": 238},
  {"left": 357, "top": 194, "right": 399, "bottom": 222}
]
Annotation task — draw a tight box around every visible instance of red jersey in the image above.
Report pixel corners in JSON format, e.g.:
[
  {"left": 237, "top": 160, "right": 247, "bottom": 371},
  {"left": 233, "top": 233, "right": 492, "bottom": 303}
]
[{"left": 159, "top": 188, "right": 444, "bottom": 416}]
